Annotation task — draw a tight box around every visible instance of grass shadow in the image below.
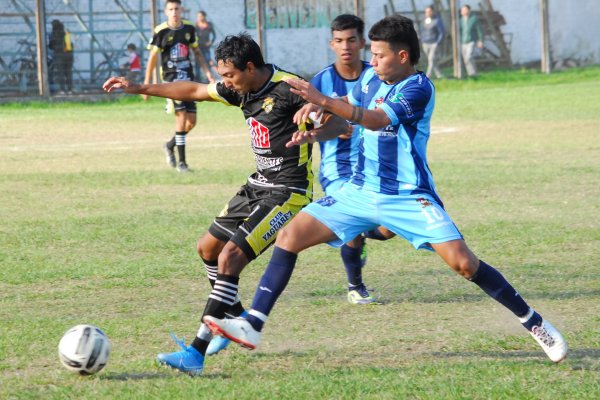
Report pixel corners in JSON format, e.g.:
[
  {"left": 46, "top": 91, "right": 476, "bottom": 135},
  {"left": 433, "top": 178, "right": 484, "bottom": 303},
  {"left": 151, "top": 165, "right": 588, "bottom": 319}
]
[
  {"left": 101, "top": 370, "right": 231, "bottom": 380},
  {"left": 429, "top": 348, "right": 600, "bottom": 369}
]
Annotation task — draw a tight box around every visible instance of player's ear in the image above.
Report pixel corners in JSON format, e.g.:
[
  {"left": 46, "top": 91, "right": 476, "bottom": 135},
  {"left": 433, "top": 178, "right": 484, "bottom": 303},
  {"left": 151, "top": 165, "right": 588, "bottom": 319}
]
[
  {"left": 399, "top": 49, "right": 410, "bottom": 64},
  {"left": 245, "top": 61, "right": 255, "bottom": 74}
]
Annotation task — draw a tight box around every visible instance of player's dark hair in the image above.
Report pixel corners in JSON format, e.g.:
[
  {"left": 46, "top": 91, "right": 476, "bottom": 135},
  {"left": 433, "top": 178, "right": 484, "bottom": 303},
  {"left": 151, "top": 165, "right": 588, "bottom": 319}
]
[
  {"left": 127, "top": 43, "right": 136, "bottom": 50},
  {"left": 215, "top": 33, "right": 265, "bottom": 71},
  {"left": 368, "top": 15, "right": 420, "bottom": 65},
  {"left": 462, "top": 4, "right": 471, "bottom": 11},
  {"left": 331, "top": 14, "right": 364, "bottom": 38},
  {"left": 165, "top": 0, "right": 181, "bottom": 6}
]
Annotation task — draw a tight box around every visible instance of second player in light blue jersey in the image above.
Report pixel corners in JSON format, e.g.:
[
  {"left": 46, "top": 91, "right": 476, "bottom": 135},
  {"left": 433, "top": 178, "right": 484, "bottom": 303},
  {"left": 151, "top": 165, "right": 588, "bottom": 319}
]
[
  {"left": 205, "top": 15, "right": 568, "bottom": 365},
  {"left": 310, "top": 14, "right": 394, "bottom": 304}
]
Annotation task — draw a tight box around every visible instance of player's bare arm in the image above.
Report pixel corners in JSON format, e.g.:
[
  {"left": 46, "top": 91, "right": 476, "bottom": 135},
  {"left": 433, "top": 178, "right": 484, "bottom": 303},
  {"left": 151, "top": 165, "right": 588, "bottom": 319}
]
[
  {"left": 103, "top": 78, "right": 213, "bottom": 102},
  {"left": 285, "top": 78, "right": 391, "bottom": 130},
  {"left": 192, "top": 46, "right": 215, "bottom": 83},
  {"left": 286, "top": 112, "right": 350, "bottom": 148}
]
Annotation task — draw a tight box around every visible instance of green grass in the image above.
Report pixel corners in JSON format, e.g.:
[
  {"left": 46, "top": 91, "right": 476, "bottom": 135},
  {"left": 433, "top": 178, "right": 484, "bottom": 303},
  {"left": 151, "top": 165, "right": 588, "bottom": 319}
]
[{"left": 1, "top": 67, "right": 599, "bottom": 399}]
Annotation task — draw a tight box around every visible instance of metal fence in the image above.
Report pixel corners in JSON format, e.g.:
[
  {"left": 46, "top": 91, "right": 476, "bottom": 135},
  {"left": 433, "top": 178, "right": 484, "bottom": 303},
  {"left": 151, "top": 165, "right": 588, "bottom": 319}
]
[{"left": 0, "top": 0, "right": 207, "bottom": 98}]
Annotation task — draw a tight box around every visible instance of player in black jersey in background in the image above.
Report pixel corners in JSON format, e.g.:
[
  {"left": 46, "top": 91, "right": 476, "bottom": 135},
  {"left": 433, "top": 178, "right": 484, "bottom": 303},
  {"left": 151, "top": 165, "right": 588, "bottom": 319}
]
[
  {"left": 145, "top": 0, "right": 214, "bottom": 172},
  {"left": 104, "top": 33, "right": 349, "bottom": 376}
]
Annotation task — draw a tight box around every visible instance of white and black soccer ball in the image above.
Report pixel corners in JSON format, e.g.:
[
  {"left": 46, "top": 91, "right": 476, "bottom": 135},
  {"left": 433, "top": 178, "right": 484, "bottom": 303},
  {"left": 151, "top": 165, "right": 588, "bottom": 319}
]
[{"left": 58, "top": 324, "right": 110, "bottom": 375}]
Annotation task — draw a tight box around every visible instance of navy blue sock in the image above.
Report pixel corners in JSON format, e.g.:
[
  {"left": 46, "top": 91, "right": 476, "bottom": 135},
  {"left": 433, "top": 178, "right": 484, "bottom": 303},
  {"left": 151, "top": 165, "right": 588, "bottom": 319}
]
[
  {"left": 470, "top": 260, "right": 530, "bottom": 318},
  {"left": 246, "top": 246, "right": 297, "bottom": 331},
  {"left": 341, "top": 244, "right": 363, "bottom": 287},
  {"left": 521, "top": 310, "right": 543, "bottom": 331},
  {"left": 363, "top": 229, "right": 387, "bottom": 241}
]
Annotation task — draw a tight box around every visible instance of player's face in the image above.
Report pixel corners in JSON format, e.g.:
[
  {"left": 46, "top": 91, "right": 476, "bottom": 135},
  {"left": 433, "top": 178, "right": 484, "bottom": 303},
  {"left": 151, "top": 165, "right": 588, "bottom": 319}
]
[
  {"left": 330, "top": 29, "right": 365, "bottom": 65},
  {"left": 217, "top": 60, "right": 253, "bottom": 94},
  {"left": 164, "top": 2, "right": 182, "bottom": 27},
  {"left": 369, "top": 40, "right": 409, "bottom": 84}
]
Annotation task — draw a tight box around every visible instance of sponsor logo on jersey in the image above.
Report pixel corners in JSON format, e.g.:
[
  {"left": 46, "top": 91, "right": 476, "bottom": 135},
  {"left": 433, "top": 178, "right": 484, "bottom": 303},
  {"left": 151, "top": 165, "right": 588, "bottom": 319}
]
[
  {"left": 316, "top": 196, "right": 337, "bottom": 207},
  {"left": 185, "top": 33, "right": 191, "bottom": 41},
  {"left": 374, "top": 96, "right": 384, "bottom": 108},
  {"left": 378, "top": 125, "right": 397, "bottom": 136},
  {"left": 262, "top": 97, "right": 275, "bottom": 114},
  {"left": 362, "top": 84, "right": 369, "bottom": 93},
  {"left": 261, "top": 210, "right": 294, "bottom": 241},
  {"left": 247, "top": 117, "right": 271, "bottom": 148},
  {"left": 255, "top": 155, "right": 283, "bottom": 171},
  {"left": 389, "top": 93, "right": 404, "bottom": 103},
  {"left": 399, "top": 96, "right": 414, "bottom": 117},
  {"left": 170, "top": 43, "right": 189, "bottom": 61},
  {"left": 417, "top": 197, "right": 432, "bottom": 208}
]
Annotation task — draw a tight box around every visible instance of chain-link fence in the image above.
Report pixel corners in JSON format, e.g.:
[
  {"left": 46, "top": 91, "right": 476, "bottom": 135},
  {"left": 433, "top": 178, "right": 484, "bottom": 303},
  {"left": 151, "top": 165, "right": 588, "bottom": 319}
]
[{"left": 0, "top": 0, "right": 214, "bottom": 98}]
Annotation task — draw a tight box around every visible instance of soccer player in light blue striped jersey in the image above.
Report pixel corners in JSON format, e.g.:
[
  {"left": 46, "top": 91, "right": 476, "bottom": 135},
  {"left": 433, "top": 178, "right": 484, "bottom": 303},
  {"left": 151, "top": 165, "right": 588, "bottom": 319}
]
[
  {"left": 205, "top": 15, "right": 568, "bottom": 364},
  {"left": 311, "top": 14, "right": 394, "bottom": 305}
]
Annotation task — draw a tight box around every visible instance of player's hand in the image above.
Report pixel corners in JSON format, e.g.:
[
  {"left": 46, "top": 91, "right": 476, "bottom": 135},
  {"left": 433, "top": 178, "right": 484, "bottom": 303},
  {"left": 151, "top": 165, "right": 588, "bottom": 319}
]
[
  {"left": 293, "top": 103, "right": 323, "bottom": 126},
  {"left": 102, "top": 76, "right": 135, "bottom": 93},
  {"left": 338, "top": 124, "right": 354, "bottom": 140},
  {"left": 284, "top": 78, "right": 326, "bottom": 107},
  {"left": 286, "top": 129, "right": 316, "bottom": 148}
]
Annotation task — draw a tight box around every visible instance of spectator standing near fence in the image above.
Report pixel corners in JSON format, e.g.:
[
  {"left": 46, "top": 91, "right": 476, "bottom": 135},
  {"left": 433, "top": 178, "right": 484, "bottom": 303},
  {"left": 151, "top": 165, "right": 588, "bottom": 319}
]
[
  {"left": 421, "top": 5, "right": 445, "bottom": 79},
  {"left": 195, "top": 10, "right": 217, "bottom": 83},
  {"left": 123, "top": 43, "right": 142, "bottom": 83},
  {"left": 49, "top": 19, "right": 74, "bottom": 94},
  {"left": 460, "top": 5, "right": 483, "bottom": 78}
]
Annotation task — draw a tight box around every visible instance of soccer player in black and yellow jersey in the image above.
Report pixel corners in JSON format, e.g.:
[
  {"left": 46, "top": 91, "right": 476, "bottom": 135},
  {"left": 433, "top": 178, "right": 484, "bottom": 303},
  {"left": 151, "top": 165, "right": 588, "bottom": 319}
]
[
  {"left": 104, "top": 33, "right": 349, "bottom": 376},
  {"left": 145, "top": 0, "right": 214, "bottom": 172}
]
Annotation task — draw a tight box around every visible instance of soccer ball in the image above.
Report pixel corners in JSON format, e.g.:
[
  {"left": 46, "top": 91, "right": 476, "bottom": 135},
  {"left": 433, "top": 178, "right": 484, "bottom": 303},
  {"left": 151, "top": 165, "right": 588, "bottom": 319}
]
[{"left": 58, "top": 324, "right": 110, "bottom": 375}]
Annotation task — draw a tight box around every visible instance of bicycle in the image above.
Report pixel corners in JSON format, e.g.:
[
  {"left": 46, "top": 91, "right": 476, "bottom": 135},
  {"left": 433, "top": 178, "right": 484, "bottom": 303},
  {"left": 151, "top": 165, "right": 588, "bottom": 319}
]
[
  {"left": 7, "top": 39, "right": 39, "bottom": 92},
  {"left": 92, "top": 49, "right": 129, "bottom": 85}
]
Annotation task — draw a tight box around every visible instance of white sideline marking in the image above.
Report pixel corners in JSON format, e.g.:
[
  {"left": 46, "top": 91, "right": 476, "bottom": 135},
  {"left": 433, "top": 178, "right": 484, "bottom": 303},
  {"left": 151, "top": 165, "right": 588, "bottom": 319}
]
[
  {"left": 431, "top": 126, "right": 458, "bottom": 134},
  {"left": 0, "top": 127, "right": 458, "bottom": 152}
]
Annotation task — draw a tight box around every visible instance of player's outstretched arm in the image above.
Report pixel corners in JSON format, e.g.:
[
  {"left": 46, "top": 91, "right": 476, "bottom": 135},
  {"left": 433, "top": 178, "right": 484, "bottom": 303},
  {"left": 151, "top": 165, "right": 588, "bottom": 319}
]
[
  {"left": 103, "top": 77, "right": 212, "bottom": 102},
  {"left": 285, "top": 78, "right": 391, "bottom": 130}
]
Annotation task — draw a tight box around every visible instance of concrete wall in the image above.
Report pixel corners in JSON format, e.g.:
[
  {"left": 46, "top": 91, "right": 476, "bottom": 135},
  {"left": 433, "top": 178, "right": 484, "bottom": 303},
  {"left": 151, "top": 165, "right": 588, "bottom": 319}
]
[
  {"left": 0, "top": 0, "right": 598, "bottom": 83},
  {"left": 198, "top": 0, "right": 600, "bottom": 76}
]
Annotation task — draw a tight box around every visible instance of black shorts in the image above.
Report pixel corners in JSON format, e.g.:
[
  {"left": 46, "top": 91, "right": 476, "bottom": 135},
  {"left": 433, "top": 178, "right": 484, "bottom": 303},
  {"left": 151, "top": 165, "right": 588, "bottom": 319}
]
[
  {"left": 208, "top": 183, "right": 311, "bottom": 261},
  {"left": 165, "top": 98, "right": 196, "bottom": 114}
]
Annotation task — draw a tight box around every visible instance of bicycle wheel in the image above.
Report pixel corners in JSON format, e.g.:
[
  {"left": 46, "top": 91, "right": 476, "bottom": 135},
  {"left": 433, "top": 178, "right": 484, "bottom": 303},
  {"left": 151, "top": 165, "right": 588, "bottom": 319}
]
[
  {"left": 93, "top": 61, "right": 115, "bottom": 85},
  {"left": 8, "top": 58, "right": 37, "bottom": 92}
]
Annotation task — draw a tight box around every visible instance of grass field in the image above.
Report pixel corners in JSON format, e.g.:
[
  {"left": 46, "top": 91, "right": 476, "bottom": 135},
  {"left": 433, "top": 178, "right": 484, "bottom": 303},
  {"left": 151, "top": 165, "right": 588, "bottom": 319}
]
[{"left": 1, "top": 67, "right": 599, "bottom": 399}]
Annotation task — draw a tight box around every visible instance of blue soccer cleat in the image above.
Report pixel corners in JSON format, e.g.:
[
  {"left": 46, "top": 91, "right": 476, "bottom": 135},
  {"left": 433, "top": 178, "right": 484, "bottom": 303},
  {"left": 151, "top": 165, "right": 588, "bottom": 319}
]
[
  {"left": 156, "top": 333, "right": 204, "bottom": 376},
  {"left": 206, "top": 311, "right": 248, "bottom": 356},
  {"left": 206, "top": 335, "right": 230, "bottom": 356}
]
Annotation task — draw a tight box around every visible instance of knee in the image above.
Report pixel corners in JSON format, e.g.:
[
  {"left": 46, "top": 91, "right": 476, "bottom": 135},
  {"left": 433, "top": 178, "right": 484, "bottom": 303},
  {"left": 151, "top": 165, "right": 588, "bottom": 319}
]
[
  {"left": 217, "top": 245, "right": 247, "bottom": 276},
  {"left": 197, "top": 236, "right": 219, "bottom": 261},
  {"left": 274, "top": 226, "right": 294, "bottom": 250},
  {"left": 450, "top": 254, "right": 479, "bottom": 279}
]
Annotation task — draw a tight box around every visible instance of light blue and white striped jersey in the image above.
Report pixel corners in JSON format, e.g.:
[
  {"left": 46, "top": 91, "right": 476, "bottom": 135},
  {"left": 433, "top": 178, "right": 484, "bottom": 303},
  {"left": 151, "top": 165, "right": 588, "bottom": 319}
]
[
  {"left": 347, "top": 69, "right": 441, "bottom": 203},
  {"left": 311, "top": 61, "right": 370, "bottom": 190}
]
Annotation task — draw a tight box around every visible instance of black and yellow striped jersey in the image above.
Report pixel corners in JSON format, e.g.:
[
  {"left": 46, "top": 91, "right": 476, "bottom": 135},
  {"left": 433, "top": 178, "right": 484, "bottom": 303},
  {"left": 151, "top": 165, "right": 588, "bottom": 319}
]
[
  {"left": 147, "top": 20, "right": 198, "bottom": 82},
  {"left": 208, "top": 64, "right": 314, "bottom": 195}
]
